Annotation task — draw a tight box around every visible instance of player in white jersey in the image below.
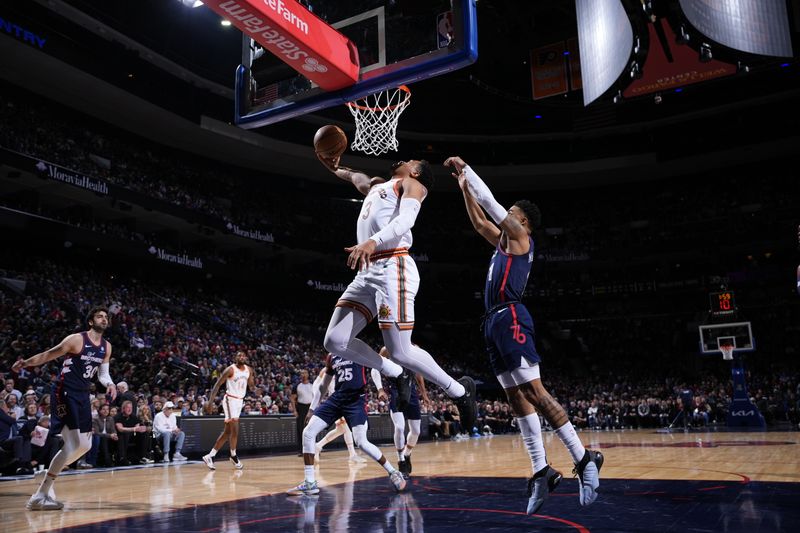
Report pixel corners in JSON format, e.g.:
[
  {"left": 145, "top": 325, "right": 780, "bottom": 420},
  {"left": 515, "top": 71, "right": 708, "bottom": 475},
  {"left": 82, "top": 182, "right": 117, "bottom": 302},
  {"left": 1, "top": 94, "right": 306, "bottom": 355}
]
[
  {"left": 310, "top": 363, "right": 366, "bottom": 463},
  {"left": 317, "top": 155, "right": 478, "bottom": 431},
  {"left": 203, "top": 351, "right": 254, "bottom": 470}
]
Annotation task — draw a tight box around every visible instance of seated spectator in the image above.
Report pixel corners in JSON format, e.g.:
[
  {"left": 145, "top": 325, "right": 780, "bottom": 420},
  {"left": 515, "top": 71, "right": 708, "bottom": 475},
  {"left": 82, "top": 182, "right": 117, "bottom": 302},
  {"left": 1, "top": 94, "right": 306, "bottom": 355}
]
[
  {"left": 29, "top": 415, "right": 57, "bottom": 469},
  {"left": 88, "top": 404, "right": 118, "bottom": 467},
  {"left": 0, "top": 397, "right": 32, "bottom": 474},
  {"left": 114, "top": 382, "right": 137, "bottom": 410},
  {"left": 5, "top": 393, "right": 24, "bottom": 419},
  {"left": 114, "top": 400, "right": 149, "bottom": 466},
  {"left": 137, "top": 404, "right": 155, "bottom": 462},
  {"left": 153, "top": 402, "right": 186, "bottom": 462}
]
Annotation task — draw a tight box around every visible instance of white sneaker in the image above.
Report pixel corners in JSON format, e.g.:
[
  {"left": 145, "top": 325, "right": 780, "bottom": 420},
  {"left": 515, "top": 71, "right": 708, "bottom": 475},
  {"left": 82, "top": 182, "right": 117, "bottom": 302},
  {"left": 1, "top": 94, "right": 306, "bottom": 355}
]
[
  {"left": 230, "top": 456, "right": 243, "bottom": 470},
  {"left": 389, "top": 470, "right": 406, "bottom": 492},
  {"left": 26, "top": 492, "right": 64, "bottom": 511},
  {"left": 33, "top": 470, "right": 56, "bottom": 500},
  {"left": 202, "top": 454, "right": 215, "bottom": 470},
  {"left": 173, "top": 452, "right": 188, "bottom": 462},
  {"left": 286, "top": 480, "right": 319, "bottom": 495}
]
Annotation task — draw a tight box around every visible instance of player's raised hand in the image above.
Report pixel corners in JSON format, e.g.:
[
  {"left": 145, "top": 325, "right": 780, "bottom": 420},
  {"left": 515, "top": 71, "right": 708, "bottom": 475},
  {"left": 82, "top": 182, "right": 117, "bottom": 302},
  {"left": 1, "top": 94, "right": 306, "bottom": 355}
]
[
  {"left": 377, "top": 389, "right": 388, "bottom": 402},
  {"left": 345, "top": 239, "right": 377, "bottom": 271},
  {"left": 106, "top": 383, "right": 117, "bottom": 402},
  {"left": 317, "top": 152, "right": 340, "bottom": 173},
  {"left": 444, "top": 156, "right": 467, "bottom": 176},
  {"left": 11, "top": 358, "right": 25, "bottom": 373}
]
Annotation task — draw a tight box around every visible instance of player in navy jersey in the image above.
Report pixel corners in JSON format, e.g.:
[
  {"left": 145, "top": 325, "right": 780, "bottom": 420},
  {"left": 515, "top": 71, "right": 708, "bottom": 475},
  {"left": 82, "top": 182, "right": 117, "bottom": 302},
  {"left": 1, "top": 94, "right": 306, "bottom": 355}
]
[
  {"left": 12, "top": 306, "right": 117, "bottom": 510},
  {"left": 287, "top": 354, "right": 406, "bottom": 496},
  {"left": 446, "top": 156, "right": 603, "bottom": 514},
  {"left": 372, "top": 347, "right": 430, "bottom": 477}
]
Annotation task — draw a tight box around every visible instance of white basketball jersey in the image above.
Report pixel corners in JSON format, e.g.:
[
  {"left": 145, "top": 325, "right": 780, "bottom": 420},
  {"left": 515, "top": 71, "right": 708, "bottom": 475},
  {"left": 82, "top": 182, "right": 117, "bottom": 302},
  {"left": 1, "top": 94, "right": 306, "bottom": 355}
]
[
  {"left": 356, "top": 178, "right": 416, "bottom": 251},
  {"left": 226, "top": 365, "right": 250, "bottom": 398}
]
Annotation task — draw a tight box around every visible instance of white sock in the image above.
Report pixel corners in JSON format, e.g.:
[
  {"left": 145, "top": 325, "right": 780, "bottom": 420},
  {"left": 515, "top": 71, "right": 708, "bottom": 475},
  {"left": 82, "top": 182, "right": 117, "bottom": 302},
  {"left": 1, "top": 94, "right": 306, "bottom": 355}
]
[
  {"left": 381, "top": 460, "right": 395, "bottom": 474},
  {"left": 517, "top": 414, "right": 548, "bottom": 474},
  {"left": 554, "top": 422, "right": 586, "bottom": 464},
  {"left": 403, "top": 445, "right": 414, "bottom": 458},
  {"left": 38, "top": 472, "right": 57, "bottom": 496},
  {"left": 304, "top": 465, "right": 316, "bottom": 483},
  {"left": 208, "top": 449, "right": 217, "bottom": 457},
  {"left": 343, "top": 425, "right": 356, "bottom": 455},
  {"left": 230, "top": 449, "right": 236, "bottom": 456},
  {"left": 397, "top": 449, "right": 405, "bottom": 462}
]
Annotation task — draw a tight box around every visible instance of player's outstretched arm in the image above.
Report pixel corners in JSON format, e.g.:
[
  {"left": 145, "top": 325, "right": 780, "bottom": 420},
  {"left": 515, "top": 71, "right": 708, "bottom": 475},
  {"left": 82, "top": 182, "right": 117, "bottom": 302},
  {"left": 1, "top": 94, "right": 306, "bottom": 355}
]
[
  {"left": 12, "top": 334, "right": 82, "bottom": 372},
  {"left": 445, "top": 156, "right": 529, "bottom": 250},
  {"left": 456, "top": 172, "right": 501, "bottom": 247},
  {"left": 206, "top": 366, "right": 232, "bottom": 414},
  {"left": 317, "top": 153, "right": 383, "bottom": 196}
]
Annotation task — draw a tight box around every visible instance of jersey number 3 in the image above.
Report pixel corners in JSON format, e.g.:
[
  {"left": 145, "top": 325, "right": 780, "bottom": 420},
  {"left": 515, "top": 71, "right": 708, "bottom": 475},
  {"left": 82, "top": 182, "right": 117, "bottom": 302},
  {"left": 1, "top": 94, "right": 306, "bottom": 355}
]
[{"left": 83, "top": 366, "right": 99, "bottom": 379}]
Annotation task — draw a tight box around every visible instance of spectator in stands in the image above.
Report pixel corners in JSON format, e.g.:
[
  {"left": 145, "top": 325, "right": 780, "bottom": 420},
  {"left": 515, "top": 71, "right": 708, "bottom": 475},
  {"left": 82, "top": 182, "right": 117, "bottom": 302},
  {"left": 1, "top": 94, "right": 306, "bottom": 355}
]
[
  {"left": 29, "top": 415, "right": 56, "bottom": 470},
  {"left": 114, "top": 381, "right": 136, "bottom": 410},
  {"left": 5, "top": 378, "right": 22, "bottom": 402},
  {"left": 89, "top": 403, "right": 117, "bottom": 468},
  {"left": 5, "top": 393, "right": 23, "bottom": 419},
  {"left": 153, "top": 401, "right": 186, "bottom": 462},
  {"left": 114, "top": 400, "right": 149, "bottom": 465},
  {"left": 0, "top": 397, "right": 32, "bottom": 474}
]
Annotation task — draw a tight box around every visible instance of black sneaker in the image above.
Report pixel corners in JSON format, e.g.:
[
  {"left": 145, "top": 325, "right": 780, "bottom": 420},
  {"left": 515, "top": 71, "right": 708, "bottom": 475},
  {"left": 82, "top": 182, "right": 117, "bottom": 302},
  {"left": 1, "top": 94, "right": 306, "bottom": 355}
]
[
  {"left": 403, "top": 455, "right": 412, "bottom": 476},
  {"left": 395, "top": 371, "right": 412, "bottom": 411},
  {"left": 454, "top": 376, "right": 477, "bottom": 432},
  {"left": 573, "top": 450, "right": 604, "bottom": 506},
  {"left": 398, "top": 458, "right": 408, "bottom": 476}
]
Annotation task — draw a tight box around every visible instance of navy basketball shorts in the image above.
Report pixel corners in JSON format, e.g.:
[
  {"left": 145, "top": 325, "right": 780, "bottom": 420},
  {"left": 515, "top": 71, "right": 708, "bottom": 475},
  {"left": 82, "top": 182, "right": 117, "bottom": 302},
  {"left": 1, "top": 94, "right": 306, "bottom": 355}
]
[
  {"left": 389, "top": 393, "right": 422, "bottom": 420},
  {"left": 484, "top": 303, "right": 541, "bottom": 387},
  {"left": 51, "top": 387, "right": 92, "bottom": 433},
  {"left": 314, "top": 391, "right": 369, "bottom": 429}
]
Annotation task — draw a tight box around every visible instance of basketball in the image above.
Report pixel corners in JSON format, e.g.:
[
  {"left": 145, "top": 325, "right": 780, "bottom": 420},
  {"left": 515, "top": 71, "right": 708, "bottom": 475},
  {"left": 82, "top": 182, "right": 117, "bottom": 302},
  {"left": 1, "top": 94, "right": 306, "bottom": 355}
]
[{"left": 313, "top": 125, "right": 348, "bottom": 158}]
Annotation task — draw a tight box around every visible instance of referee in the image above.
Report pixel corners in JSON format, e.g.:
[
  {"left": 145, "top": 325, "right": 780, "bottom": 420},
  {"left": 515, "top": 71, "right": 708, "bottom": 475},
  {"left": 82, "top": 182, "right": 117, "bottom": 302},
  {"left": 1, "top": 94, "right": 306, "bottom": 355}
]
[{"left": 291, "top": 370, "right": 314, "bottom": 456}]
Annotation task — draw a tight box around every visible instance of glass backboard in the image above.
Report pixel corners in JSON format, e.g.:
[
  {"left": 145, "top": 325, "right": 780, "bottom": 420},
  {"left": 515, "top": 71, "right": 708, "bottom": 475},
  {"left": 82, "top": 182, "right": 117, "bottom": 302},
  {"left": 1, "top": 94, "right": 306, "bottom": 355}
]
[
  {"left": 699, "top": 322, "right": 755, "bottom": 354},
  {"left": 235, "top": 0, "right": 477, "bottom": 128}
]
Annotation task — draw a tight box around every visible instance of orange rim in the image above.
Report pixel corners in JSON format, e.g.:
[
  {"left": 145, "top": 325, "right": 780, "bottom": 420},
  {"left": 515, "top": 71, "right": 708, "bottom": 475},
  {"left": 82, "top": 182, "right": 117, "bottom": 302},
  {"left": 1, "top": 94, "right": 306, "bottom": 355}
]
[{"left": 346, "top": 85, "right": 411, "bottom": 112}]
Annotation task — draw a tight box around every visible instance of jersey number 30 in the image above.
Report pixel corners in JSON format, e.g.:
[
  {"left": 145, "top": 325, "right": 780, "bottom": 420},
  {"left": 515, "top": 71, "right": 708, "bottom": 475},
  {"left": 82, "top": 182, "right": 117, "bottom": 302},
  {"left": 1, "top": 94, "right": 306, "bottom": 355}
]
[{"left": 83, "top": 366, "right": 99, "bottom": 379}]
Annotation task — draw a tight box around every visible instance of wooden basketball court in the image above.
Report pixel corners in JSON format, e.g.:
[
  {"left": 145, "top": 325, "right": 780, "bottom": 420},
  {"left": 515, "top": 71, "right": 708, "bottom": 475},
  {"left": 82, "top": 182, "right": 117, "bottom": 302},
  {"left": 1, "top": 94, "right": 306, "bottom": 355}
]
[{"left": 2, "top": 430, "right": 798, "bottom": 532}]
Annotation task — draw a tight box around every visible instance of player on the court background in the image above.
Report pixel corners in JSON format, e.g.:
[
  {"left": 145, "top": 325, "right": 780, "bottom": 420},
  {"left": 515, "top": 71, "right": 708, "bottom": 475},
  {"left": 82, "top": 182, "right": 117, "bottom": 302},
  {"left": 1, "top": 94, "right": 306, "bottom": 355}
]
[
  {"left": 12, "top": 307, "right": 117, "bottom": 510},
  {"left": 316, "top": 153, "right": 478, "bottom": 432},
  {"left": 372, "top": 346, "right": 430, "bottom": 477},
  {"left": 310, "top": 363, "right": 367, "bottom": 463},
  {"left": 203, "top": 351, "right": 254, "bottom": 470},
  {"left": 446, "top": 155, "right": 604, "bottom": 513},
  {"left": 287, "top": 353, "right": 405, "bottom": 495}
]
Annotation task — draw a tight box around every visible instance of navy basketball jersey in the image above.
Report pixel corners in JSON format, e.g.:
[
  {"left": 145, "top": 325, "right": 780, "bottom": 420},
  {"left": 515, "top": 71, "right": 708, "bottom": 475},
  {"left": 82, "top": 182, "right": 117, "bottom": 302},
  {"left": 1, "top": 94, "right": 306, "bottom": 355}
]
[
  {"left": 59, "top": 331, "right": 107, "bottom": 392},
  {"left": 328, "top": 355, "right": 367, "bottom": 394},
  {"left": 484, "top": 237, "right": 534, "bottom": 310}
]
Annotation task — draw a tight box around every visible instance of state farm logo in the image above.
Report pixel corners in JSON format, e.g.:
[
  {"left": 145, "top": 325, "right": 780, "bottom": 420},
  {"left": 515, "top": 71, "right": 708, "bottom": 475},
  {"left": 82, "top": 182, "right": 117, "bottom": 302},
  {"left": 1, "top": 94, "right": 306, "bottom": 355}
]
[{"left": 302, "top": 57, "right": 328, "bottom": 73}]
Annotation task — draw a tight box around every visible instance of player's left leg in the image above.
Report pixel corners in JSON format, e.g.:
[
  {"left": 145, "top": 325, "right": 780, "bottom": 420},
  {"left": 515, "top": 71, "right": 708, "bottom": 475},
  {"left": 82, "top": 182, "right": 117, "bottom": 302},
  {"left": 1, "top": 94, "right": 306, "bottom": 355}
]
[
  {"left": 341, "top": 421, "right": 364, "bottom": 462},
  {"left": 229, "top": 419, "right": 243, "bottom": 469},
  {"left": 390, "top": 411, "right": 407, "bottom": 464},
  {"left": 522, "top": 377, "right": 603, "bottom": 506},
  {"left": 350, "top": 423, "right": 406, "bottom": 492},
  {"left": 400, "top": 417, "right": 421, "bottom": 475},
  {"left": 287, "top": 415, "right": 329, "bottom": 496}
]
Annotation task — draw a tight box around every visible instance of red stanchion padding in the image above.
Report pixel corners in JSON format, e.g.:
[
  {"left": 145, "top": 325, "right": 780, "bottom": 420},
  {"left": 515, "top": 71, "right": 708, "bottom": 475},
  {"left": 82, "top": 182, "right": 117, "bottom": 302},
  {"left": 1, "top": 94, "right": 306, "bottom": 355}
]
[{"left": 203, "top": 0, "right": 359, "bottom": 91}]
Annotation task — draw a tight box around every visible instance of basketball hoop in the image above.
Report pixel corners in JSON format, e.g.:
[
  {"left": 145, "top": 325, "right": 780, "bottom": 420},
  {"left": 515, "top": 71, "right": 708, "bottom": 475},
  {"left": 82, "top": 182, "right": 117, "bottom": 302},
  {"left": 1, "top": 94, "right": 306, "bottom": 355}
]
[
  {"left": 720, "top": 344, "right": 734, "bottom": 361},
  {"left": 346, "top": 85, "right": 411, "bottom": 156}
]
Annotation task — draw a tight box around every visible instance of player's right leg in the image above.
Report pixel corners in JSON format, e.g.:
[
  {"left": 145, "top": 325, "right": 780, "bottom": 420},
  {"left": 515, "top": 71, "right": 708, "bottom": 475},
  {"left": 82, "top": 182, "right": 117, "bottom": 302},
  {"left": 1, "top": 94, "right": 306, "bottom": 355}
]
[
  {"left": 28, "top": 429, "right": 91, "bottom": 510},
  {"left": 287, "top": 415, "right": 329, "bottom": 496},
  {"left": 204, "top": 422, "right": 231, "bottom": 470},
  {"left": 324, "top": 304, "right": 403, "bottom": 377},
  {"left": 503, "top": 381, "right": 562, "bottom": 515}
]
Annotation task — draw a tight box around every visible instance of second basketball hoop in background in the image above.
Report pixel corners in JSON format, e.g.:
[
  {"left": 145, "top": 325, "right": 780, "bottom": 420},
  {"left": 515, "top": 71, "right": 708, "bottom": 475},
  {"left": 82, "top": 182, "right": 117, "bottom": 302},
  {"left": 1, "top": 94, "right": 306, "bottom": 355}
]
[
  {"left": 347, "top": 85, "right": 411, "bottom": 156},
  {"left": 313, "top": 125, "right": 348, "bottom": 159}
]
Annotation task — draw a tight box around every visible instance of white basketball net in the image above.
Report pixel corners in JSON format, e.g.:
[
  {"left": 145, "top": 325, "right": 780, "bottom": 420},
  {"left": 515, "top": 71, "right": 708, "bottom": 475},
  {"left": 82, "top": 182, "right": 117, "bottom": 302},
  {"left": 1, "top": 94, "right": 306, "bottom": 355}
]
[
  {"left": 347, "top": 86, "right": 411, "bottom": 156},
  {"left": 720, "top": 345, "right": 734, "bottom": 361}
]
